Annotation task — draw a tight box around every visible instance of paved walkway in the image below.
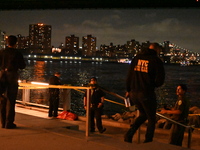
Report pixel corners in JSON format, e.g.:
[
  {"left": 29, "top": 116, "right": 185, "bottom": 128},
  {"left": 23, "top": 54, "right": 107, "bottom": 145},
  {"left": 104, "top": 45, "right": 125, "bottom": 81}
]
[{"left": 0, "top": 104, "right": 199, "bottom": 150}]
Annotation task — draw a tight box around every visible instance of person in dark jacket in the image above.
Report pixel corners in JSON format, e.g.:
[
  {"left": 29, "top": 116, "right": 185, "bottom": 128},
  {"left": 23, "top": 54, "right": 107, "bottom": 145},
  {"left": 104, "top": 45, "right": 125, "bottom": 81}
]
[
  {"left": 0, "top": 35, "right": 26, "bottom": 129},
  {"left": 124, "top": 43, "right": 165, "bottom": 143},
  {"left": 160, "top": 84, "right": 190, "bottom": 146},
  {"left": 48, "top": 72, "right": 62, "bottom": 117},
  {"left": 83, "top": 77, "right": 106, "bottom": 133}
]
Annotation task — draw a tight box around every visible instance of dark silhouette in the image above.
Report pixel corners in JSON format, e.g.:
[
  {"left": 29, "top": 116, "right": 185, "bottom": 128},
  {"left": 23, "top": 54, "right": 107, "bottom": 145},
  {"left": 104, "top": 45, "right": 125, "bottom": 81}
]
[
  {"left": 0, "top": 35, "right": 26, "bottom": 129},
  {"left": 48, "top": 72, "right": 62, "bottom": 118},
  {"left": 124, "top": 43, "right": 165, "bottom": 143}
]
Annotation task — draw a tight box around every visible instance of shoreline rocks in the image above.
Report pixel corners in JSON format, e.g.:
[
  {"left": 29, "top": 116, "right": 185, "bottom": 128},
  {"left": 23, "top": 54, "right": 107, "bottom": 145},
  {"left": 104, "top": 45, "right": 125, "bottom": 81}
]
[{"left": 109, "top": 106, "right": 200, "bottom": 130}]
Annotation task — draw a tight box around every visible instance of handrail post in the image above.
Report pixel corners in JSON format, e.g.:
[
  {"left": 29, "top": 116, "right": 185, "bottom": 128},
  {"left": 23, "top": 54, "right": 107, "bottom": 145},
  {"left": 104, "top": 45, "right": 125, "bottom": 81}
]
[
  {"left": 156, "top": 113, "right": 193, "bottom": 149},
  {"left": 86, "top": 88, "right": 91, "bottom": 137},
  {"left": 136, "top": 109, "right": 140, "bottom": 143},
  {"left": 187, "top": 127, "right": 192, "bottom": 148}
]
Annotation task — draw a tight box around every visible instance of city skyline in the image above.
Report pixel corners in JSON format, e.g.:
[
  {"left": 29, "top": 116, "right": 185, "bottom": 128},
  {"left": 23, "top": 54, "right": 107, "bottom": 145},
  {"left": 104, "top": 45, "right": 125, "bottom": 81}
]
[{"left": 0, "top": 9, "right": 200, "bottom": 53}]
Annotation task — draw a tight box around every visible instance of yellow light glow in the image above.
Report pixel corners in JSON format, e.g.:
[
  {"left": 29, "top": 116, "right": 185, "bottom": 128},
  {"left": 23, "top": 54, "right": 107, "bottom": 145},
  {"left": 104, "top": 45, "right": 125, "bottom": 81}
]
[
  {"left": 38, "top": 23, "right": 44, "bottom": 26},
  {"left": 31, "top": 82, "right": 49, "bottom": 85}
]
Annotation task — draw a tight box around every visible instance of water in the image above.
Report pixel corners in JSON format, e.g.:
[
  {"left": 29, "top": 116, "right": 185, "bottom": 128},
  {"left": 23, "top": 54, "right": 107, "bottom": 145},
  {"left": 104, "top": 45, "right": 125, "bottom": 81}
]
[{"left": 18, "top": 60, "right": 200, "bottom": 116}]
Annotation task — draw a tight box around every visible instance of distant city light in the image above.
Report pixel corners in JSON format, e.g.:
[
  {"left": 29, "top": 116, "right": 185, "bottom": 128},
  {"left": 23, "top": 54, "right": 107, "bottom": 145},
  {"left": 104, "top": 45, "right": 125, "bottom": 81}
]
[
  {"left": 52, "top": 48, "right": 61, "bottom": 53},
  {"left": 38, "top": 23, "right": 44, "bottom": 26}
]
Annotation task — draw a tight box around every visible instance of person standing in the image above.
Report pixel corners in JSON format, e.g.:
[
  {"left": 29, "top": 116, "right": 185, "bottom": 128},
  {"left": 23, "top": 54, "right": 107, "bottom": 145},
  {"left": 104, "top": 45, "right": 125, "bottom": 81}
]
[
  {"left": 0, "top": 35, "right": 26, "bottom": 129},
  {"left": 48, "top": 72, "right": 62, "bottom": 118},
  {"left": 160, "top": 84, "right": 190, "bottom": 146},
  {"left": 124, "top": 43, "right": 165, "bottom": 143},
  {"left": 84, "top": 77, "right": 106, "bottom": 133}
]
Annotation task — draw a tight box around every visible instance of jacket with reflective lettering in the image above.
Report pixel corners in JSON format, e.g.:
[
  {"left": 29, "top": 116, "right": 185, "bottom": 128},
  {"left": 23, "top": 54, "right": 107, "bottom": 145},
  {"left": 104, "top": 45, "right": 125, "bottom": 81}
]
[{"left": 126, "top": 49, "right": 165, "bottom": 93}]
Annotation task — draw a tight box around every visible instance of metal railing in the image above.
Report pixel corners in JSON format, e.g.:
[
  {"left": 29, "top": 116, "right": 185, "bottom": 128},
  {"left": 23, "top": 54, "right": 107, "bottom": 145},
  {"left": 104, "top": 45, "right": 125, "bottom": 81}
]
[
  {"left": 19, "top": 82, "right": 92, "bottom": 136},
  {"left": 18, "top": 82, "right": 196, "bottom": 148},
  {"left": 156, "top": 112, "right": 193, "bottom": 148}
]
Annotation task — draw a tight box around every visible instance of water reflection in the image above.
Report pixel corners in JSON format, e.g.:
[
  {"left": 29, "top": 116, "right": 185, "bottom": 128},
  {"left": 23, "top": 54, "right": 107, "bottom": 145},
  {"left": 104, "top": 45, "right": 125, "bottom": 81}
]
[
  {"left": 34, "top": 61, "right": 46, "bottom": 81},
  {"left": 18, "top": 61, "right": 200, "bottom": 115},
  {"left": 31, "top": 61, "right": 48, "bottom": 104}
]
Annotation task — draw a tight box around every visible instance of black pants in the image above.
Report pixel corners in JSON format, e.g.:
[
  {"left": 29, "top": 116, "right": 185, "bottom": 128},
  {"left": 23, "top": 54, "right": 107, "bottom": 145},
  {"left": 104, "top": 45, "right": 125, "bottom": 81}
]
[
  {"left": 125, "top": 91, "right": 157, "bottom": 142},
  {"left": 90, "top": 106, "right": 103, "bottom": 131},
  {"left": 0, "top": 72, "right": 18, "bottom": 127},
  {"left": 48, "top": 92, "right": 59, "bottom": 117},
  {"left": 169, "top": 124, "right": 185, "bottom": 146}
]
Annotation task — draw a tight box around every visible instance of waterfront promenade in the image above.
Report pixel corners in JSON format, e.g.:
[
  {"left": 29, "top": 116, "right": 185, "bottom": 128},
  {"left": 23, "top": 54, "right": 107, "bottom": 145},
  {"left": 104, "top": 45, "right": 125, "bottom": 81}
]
[{"left": 0, "top": 104, "right": 199, "bottom": 150}]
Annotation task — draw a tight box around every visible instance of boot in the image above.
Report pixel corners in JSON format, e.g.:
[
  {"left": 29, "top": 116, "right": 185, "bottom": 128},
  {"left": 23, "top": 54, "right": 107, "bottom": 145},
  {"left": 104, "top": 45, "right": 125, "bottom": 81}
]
[{"left": 124, "top": 128, "right": 136, "bottom": 143}]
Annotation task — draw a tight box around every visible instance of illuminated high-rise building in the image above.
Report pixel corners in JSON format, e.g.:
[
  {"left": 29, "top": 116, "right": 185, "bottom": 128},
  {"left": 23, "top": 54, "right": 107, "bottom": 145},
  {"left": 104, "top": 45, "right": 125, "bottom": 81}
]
[
  {"left": 127, "top": 39, "right": 140, "bottom": 57},
  {"left": 0, "top": 30, "right": 6, "bottom": 49},
  {"left": 99, "top": 43, "right": 116, "bottom": 57},
  {"left": 64, "top": 34, "right": 79, "bottom": 55},
  {"left": 29, "top": 23, "right": 52, "bottom": 54},
  {"left": 163, "top": 41, "right": 170, "bottom": 54},
  {"left": 16, "top": 34, "right": 29, "bottom": 50},
  {"left": 82, "top": 34, "right": 96, "bottom": 56}
]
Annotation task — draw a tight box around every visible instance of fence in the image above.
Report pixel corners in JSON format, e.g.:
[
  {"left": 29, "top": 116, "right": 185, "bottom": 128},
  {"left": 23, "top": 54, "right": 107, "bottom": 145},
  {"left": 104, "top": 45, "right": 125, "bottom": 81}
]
[
  {"left": 18, "top": 81, "right": 196, "bottom": 148},
  {"left": 19, "top": 82, "right": 92, "bottom": 136}
]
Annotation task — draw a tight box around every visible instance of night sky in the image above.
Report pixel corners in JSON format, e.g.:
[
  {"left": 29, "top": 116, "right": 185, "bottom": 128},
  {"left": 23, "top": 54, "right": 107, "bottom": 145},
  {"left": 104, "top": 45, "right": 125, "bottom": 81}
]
[{"left": 0, "top": 8, "right": 200, "bottom": 53}]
